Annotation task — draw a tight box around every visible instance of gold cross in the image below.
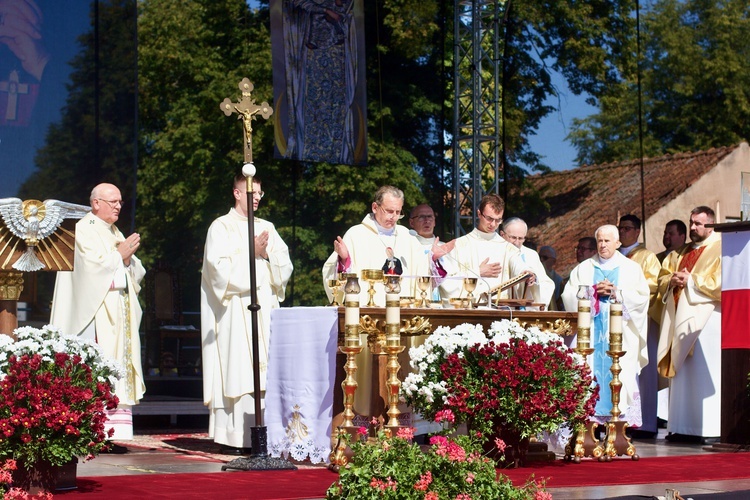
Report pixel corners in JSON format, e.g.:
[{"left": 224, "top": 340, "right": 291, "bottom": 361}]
[
  {"left": 220, "top": 78, "right": 273, "bottom": 163},
  {"left": 0, "top": 71, "right": 30, "bottom": 121}
]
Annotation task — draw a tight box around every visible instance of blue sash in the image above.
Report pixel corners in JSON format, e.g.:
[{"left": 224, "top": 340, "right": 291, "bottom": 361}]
[{"left": 592, "top": 265, "right": 620, "bottom": 416}]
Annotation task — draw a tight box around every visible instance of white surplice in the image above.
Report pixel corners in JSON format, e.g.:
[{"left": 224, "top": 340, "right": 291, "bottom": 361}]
[
  {"left": 200, "top": 208, "right": 293, "bottom": 448},
  {"left": 437, "top": 228, "right": 526, "bottom": 301}
]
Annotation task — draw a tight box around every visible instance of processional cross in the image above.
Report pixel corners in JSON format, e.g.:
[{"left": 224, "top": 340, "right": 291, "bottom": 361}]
[
  {"left": 219, "top": 79, "right": 294, "bottom": 472},
  {"left": 220, "top": 78, "right": 273, "bottom": 163}
]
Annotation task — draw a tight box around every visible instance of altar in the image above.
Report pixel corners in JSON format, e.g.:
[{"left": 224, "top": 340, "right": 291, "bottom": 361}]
[{"left": 264, "top": 306, "right": 576, "bottom": 463}]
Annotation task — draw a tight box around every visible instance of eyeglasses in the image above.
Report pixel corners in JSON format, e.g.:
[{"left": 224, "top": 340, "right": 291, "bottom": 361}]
[
  {"left": 96, "top": 198, "right": 123, "bottom": 208},
  {"left": 505, "top": 235, "right": 525, "bottom": 243},
  {"left": 479, "top": 212, "right": 503, "bottom": 225},
  {"left": 410, "top": 214, "right": 435, "bottom": 221},
  {"left": 376, "top": 204, "right": 405, "bottom": 220},
  {"left": 540, "top": 255, "right": 553, "bottom": 261},
  {"left": 252, "top": 191, "right": 265, "bottom": 199},
  {"left": 618, "top": 226, "right": 636, "bottom": 232}
]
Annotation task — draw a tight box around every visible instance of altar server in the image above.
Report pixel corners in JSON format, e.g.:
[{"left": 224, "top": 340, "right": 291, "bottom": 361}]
[{"left": 201, "top": 173, "right": 293, "bottom": 454}]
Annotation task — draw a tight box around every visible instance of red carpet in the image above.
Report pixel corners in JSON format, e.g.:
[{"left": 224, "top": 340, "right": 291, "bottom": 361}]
[
  {"left": 55, "top": 452, "right": 750, "bottom": 499},
  {"left": 501, "top": 452, "right": 750, "bottom": 488}
]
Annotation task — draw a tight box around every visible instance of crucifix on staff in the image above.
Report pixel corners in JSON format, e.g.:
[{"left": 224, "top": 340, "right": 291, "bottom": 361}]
[{"left": 220, "top": 78, "right": 273, "bottom": 163}]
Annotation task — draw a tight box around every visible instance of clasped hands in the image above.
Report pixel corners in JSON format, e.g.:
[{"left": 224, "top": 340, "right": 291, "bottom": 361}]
[
  {"left": 669, "top": 268, "right": 690, "bottom": 289},
  {"left": 595, "top": 279, "right": 616, "bottom": 298}
]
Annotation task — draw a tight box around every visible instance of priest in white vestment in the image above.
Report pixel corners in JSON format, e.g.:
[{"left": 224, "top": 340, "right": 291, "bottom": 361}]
[
  {"left": 657, "top": 206, "right": 721, "bottom": 442},
  {"left": 322, "top": 186, "right": 451, "bottom": 417},
  {"left": 437, "top": 194, "right": 535, "bottom": 303},
  {"left": 562, "top": 224, "right": 650, "bottom": 427},
  {"left": 500, "top": 217, "right": 555, "bottom": 309},
  {"left": 51, "top": 183, "right": 146, "bottom": 443},
  {"left": 322, "top": 186, "right": 450, "bottom": 305},
  {"left": 201, "top": 174, "right": 293, "bottom": 453}
]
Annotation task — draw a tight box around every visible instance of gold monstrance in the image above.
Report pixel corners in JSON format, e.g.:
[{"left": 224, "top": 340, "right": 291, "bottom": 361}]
[{"left": 218, "top": 79, "right": 294, "bottom": 472}]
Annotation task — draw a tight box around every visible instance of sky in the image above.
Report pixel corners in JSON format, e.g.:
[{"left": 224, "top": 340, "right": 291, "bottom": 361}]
[{"left": 527, "top": 70, "right": 597, "bottom": 173}]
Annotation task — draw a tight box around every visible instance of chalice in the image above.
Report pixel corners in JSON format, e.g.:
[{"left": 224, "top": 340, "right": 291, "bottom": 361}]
[
  {"left": 327, "top": 272, "right": 346, "bottom": 306},
  {"left": 362, "top": 269, "right": 384, "bottom": 307},
  {"left": 463, "top": 277, "right": 478, "bottom": 308},
  {"left": 416, "top": 276, "right": 431, "bottom": 308}
]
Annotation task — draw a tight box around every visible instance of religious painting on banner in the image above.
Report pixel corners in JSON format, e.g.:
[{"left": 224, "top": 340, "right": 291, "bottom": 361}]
[
  {"left": 270, "top": 0, "right": 367, "bottom": 166},
  {"left": 0, "top": 0, "right": 91, "bottom": 197}
]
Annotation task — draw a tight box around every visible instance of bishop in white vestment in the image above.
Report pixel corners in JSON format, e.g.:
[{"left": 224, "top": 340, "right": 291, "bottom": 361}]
[{"left": 562, "top": 225, "right": 650, "bottom": 427}]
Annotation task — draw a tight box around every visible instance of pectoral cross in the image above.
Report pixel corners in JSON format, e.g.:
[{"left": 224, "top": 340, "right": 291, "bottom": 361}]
[
  {"left": 0, "top": 71, "right": 30, "bottom": 121},
  {"left": 220, "top": 78, "right": 273, "bottom": 163}
]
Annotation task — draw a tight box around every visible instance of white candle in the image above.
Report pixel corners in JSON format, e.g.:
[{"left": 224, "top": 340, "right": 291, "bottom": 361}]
[
  {"left": 609, "top": 302, "right": 623, "bottom": 334},
  {"left": 345, "top": 293, "right": 360, "bottom": 327},
  {"left": 578, "top": 299, "right": 591, "bottom": 329},
  {"left": 386, "top": 293, "right": 400, "bottom": 326}
]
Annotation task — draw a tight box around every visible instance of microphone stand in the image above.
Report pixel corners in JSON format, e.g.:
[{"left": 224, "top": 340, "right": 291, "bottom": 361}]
[{"left": 222, "top": 164, "right": 296, "bottom": 472}]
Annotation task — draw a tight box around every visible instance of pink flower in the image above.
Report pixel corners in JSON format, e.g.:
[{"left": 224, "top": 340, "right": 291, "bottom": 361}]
[
  {"left": 424, "top": 493, "right": 439, "bottom": 500},
  {"left": 534, "top": 491, "right": 553, "bottom": 500},
  {"left": 434, "top": 409, "right": 455, "bottom": 423},
  {"left": 494, "top": 438, "right": 506, "bottom": 452},
  {"left": 396, "top": 427, "right": 415, "bottom": 441},
  {"left": 414, "top": 470, "right": 433, "bottom": 491},
  {"left": 357, "top": 426, "right": 368, "bottom": 437},
  {"left": 466, "top": 472, "right": 475, "bottom": 484},
  {"left": 455, "top": 494, "right": 472, "bottom": 500}
]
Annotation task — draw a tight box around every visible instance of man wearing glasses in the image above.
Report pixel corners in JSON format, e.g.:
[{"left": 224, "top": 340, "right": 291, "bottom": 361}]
[
  {"left": 576, "top": 237, "right": 598, "bottom": 263},
  {"left": 51, "top": 183, "right": 146, "bottom": 452},
  {"left": 618, "top": 214, "right": 663, "bottom": 439},
  {"left": 322, "top": 186, "right": 451, "bottom": 305},
  {"left": 436, "top": 193, "right": 535, "bottom": 303},
  {"left": 200, "top": 173, "right": 293, "bottom": 455}
]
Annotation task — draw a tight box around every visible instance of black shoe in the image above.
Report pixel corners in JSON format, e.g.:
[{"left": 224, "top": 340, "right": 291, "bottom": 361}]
[
  {"left": 219, "top": 445, "right": 245, "bottom": 455},
  {"left": 665, "top": 433, "right": 701, "bottom": 443},
  {"left": 629, "top": 430, "right": 657, "bottom": 440},
  {"left": 103, "top": 442, "right": 128, "bottom": 454},
  {"left": 657, "top": 418, "right": 668, "bottom": 429},
  {"left": 701, "top": 437, "right": 720, "bottom": 445}
]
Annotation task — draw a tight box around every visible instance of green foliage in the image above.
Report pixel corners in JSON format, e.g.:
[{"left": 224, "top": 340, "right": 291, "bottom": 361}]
[
  {"left": 327, "top": 428, "right": 545, "bottom": 500},
  {"left": 570, "top": 0, "right": 750, "bottom": 164}
]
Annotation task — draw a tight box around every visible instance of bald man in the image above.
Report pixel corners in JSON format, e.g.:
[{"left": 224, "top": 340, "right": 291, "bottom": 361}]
[{"left": 51, "top": 183, "right": 146, "bottom": 448}]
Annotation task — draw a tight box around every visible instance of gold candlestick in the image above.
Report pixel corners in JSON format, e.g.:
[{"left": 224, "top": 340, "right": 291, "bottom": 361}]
[
  {"left": 603, "top": 299, "right": 638, "bottom": 460},
  {"left": 362, "top": 269, "right": 384, "bottom": 307},
  {"left": 565, "top": 285, "right": 604, "bottom": 462},
  {"left": 341, "top": 275, "right": 363, "bottom": 428},
  {"left": 383, "top": 275, "right": 404, "bottom": 428}
]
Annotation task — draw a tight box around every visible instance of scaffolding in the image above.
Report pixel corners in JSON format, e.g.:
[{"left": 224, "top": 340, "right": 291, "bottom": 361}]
[{"left": 452, "top": 0, "right": 504, "bottom": 236}]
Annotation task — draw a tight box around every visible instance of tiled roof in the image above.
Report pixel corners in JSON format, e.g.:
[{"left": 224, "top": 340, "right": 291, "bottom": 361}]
[{"left": 518, "top": 144, "right": 740, "bottom": 276}]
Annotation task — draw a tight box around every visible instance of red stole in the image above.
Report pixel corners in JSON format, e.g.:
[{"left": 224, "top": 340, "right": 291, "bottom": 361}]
[{"left": 673, "top": 245, "right": 707, "bottom": 308}]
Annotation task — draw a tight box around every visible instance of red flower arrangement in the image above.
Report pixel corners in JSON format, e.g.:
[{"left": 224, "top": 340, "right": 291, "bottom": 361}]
[
  {"left": 403, "top": 320, "right": 598, "bottom": 439},
  {"left": 0, "top": 326, "right": 122, "bottom": 468}
]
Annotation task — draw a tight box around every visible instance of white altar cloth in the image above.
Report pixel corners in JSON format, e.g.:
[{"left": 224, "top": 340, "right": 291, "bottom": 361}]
[{"left": 266, "top": 307, "right": 338, "bottom": 464}]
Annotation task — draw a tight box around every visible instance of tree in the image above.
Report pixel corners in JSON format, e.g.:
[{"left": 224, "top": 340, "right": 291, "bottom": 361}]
[{"left": 570, "top": 0, "right": 750, "bottom": 165}]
